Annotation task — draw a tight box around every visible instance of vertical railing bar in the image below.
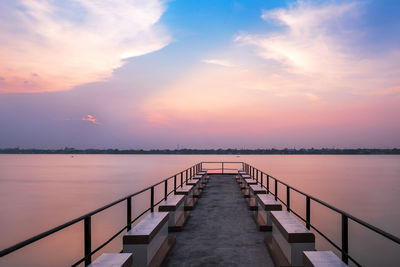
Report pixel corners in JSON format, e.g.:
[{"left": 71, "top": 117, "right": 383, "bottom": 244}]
[
  {"left": 342, "top": 215, "right": 349, "bottom": 264},
  {"left": 286, "top": 186, "right": 290, "bottom": 211},
  {"left": 222, "top": 162, "right": 224, "bottom": 174},
  {"left": 306, "top": 196, "right": 311, "bottom": 230},
  {"left": 256, "top": 169, "right": 259, "bottom": 182},
  {"left": 267, "top": 174, "right": 269, "bottom": 193},
  {"left": 181, "top": 172, "right": 183, "bottom": 187},
  {"left": 275, "top": 179, "right": 278, "bottom": 201},
  {"left": 164, "top": 180, "right": 168, "bottom": 200},
  {"left": 127, "top": 197, "right": 132, "bottom": 231},
  {"left": 174, "top": 175, "right": 177, "bottom": 193},
  {"left": 84, "top": 216, "right": 91, "bottom": 266},
  {"left": 260, "top": 172, "right": 263, "bottom": 187},
  {"left": 150, "top": 186, "right": 154, "bottom": 212},
  {"left": 186, "top": 170, "right": 188, "bottom": 183}
]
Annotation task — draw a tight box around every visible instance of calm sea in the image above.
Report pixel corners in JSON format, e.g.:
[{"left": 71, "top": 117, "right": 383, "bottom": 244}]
[{"left": 0, "top": 154, "right": 399, "bottom": 266}]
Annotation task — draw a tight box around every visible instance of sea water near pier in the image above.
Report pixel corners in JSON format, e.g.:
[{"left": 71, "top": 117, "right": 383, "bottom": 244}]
[{"left": 0, "top": 154, "right": 399, "bottom": 266}]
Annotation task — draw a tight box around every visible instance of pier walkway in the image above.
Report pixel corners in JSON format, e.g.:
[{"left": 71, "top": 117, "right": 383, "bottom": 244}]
[{"left": 164, "top": 175, "right": 274, "bottom": 266}]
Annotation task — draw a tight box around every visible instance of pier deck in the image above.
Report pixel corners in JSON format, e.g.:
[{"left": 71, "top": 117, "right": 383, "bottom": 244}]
[{"left": 163, "top": 174, "right": 274, "bottom": 266}]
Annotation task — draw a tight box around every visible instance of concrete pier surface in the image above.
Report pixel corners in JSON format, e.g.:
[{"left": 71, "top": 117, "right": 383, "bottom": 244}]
[{"left": 163, "top": 175, "right": 274, "bottom": 266}]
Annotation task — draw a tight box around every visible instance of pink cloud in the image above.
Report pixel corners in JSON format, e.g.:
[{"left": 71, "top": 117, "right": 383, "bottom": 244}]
[{"left": 82, "top": 115, "right": 99, "bottom": 125}]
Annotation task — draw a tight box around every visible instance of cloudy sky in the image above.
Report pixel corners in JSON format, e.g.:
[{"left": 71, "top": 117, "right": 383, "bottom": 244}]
[{"left": 0, "top": 0, "right": 399, "bottom": 149}]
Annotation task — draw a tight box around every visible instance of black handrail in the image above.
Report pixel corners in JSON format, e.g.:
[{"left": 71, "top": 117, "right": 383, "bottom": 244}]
[{"left": 241, "top": 163, "right": 400, "bottom": 266}]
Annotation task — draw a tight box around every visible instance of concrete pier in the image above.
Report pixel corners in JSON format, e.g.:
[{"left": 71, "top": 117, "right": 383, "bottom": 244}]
[{"left": 163, "top": 174, "right": 274, "bottom": 266}]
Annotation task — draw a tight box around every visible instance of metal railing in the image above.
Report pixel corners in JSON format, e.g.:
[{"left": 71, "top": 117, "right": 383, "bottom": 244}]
[
  {"left": 0, "top": 163, "right": 202, "bottom": 266},
  {"left": 240, "top": 163, "right": 400, "bottom": 266},
  {"left": 1, "top": 161, "right": 400, "bottom": 266}
]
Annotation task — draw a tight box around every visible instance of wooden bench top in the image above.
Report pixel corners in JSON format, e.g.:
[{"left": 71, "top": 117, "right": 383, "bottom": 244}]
[
  {"left": 89, "top": 253, "right": 132, "bottom": 267},
  {"left": 159, "top": 195, "right": 185, "bottom": 211},
  {"left": 241, "top": 174, "right": 251, "bottom": 178},
  {"left": 271, "top": 211, "right": 315, "bottom": 243},
  {"left": 303, "top": 251, "right": 347, "bottom": 267},
  {"left": 256, "top": 194, "right": 282, "bottom": 211},
  {"left": 186, "top": 179, "right": 199, "bottom": 185},
  {"left": 193, "top": 175, "right": 203, "bottom": 179},
  {"left": 244, "top": 178, "right": 257, "bottom": 185},
  {"left": 197, "top": 171, "right": 207, "bottom": 175},
  {"left": 175, "top": 185, "right": 193, "bottom": 195},
  {"left": 249, "top": 184, "right": 267, "bottom": 194},
  {"left": 124, "top": 212, "right": 169, "bottom": 244}
]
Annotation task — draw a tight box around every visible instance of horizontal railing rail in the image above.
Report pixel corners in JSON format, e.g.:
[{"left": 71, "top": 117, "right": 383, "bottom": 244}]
[{"left": 1, "top": 161, "right": 399, "bottom": 267}]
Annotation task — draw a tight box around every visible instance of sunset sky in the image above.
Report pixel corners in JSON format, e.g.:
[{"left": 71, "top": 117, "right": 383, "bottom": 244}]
[{"left": 1, "top": 0, "right": 399, "bottom": 149}]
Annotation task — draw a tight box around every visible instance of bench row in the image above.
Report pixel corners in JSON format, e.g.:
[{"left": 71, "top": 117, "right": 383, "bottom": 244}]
[
  {"left": 90, "top": 171, "right": 209, "bottom": 267},
  {"left": 237, "top": 170, "right": 346, "bottom": 267}
]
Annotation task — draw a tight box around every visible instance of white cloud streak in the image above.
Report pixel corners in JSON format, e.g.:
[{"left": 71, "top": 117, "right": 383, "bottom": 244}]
[
  {"left": 235, "top": 0, "right": 400, "bottom": 96},
  {"left": 202, "top": 59, "right": 236, "bottom": 67},
  {"left": 0, "top": 0, "right": 171, "bottom": 93}
]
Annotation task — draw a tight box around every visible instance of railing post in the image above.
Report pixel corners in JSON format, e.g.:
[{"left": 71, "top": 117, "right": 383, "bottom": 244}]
[
  {"left": 185, "top": 170, "right": 188, "bottom": 183},
  {"left": 260, "top": 172, "right": 263, "bottom": 187},
  {"left": 286, "top": 187, "right": 290, "bottom": 211},
  {"left": 267, "top": 175, "right": 269, "bottom": 193},
  {"left": 256, "top": 170, "right": 259, "bottom": 182},
  {"left": 181, "top": 172, "right": 183, "bottom": 187},
  {"left": 274, "top": 179, "right": 278, "bottom": 201},
  {"left": 127, "top": 197, "right": 132, "bottom": 231},
  {"left": 190, "top": 168, "right": 192, "bottom": 179},
  {"left": 174, "top": 175, "right": 177, "bottom": 193},
  {"left": 164, "top": 180, "right": 168, "bottom": 200},
  {"left": 222, "top": 162, "right": 224, "bottom": 174},
  {"left": 306, "top": 196, "right": 311, "bottom": 229},
  {"left": 84, "top": 216, "right": 91, "bottom": 266},
  {"left": 342, "top": 215, "right": 349, "bottom": 264},
  {"left": 150, "top": 186, "right": 154, "bottom": 212}
]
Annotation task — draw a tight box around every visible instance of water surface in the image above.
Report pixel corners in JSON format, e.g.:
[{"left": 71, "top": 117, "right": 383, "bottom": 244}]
[{"left": 0, "top": 155, "right": 399, "bottom": 266}]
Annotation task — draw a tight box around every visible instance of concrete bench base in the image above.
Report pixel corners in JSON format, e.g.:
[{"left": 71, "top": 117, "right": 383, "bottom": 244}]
[
  {"left": 265, "top": 233, "right": 291, "bottom": 267},
  {"left": 246, "top": 197, "right": 258, "bottom": 211},
  {"left": 252, "top": 211, "right": 272, "bottom": 231},
  {"left": 243, "top": 189, "right": 250, "bottom": 198},
  {"left": 168, "top": 211, "right": 190, "bottom": 231},
  {"left": 148, "top": 236, "right": 176, "bottom": 267},
  {"left": 184, "top": 197, "right": 197, "bottom": 211}
]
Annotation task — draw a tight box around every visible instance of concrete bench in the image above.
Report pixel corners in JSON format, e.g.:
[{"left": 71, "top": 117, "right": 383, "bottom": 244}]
[
  {"left": 89, "top": 253, "right": 132, "bottom": 267},
  {"left": 175, "top": 185, "right": 196, "bottom": 211},
  {"left": 247, "top": 185, "right": 267, "bottom": 211},
  {"left": 241, "top": 174, "right": 251, "bottom": 179},
  {"left": 303, "top": 251, "right": 347, "bottom": 267},
  {"left": 123, "top": 212, "right": 175, "bottom": 267},
  {"left": 186, "top": 179, "right": 202, "bottom": 198},
  {"left": 254, "top": 194, "right": 282, "bottom": 231},
  {"left": 265, "top": 211, "right": 315, "bottom": 266},
  {"left": 242, "top": 179, "right": 257, "bottom": 196},
  {"left": 244, "top": 178, "right": 257, "bottom": 185},
  {"left": 158, "top": 195, "right": 186, "bottom": 231}
]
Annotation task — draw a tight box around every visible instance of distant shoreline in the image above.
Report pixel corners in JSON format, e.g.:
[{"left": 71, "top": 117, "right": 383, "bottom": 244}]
[{"left": 1, "top": 148, "right": 399, "bottom": 155}]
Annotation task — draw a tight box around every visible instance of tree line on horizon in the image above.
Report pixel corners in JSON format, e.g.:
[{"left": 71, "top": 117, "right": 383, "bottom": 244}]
[{"left": 0, "top": 147, "right": 399, "bottom": 154}]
